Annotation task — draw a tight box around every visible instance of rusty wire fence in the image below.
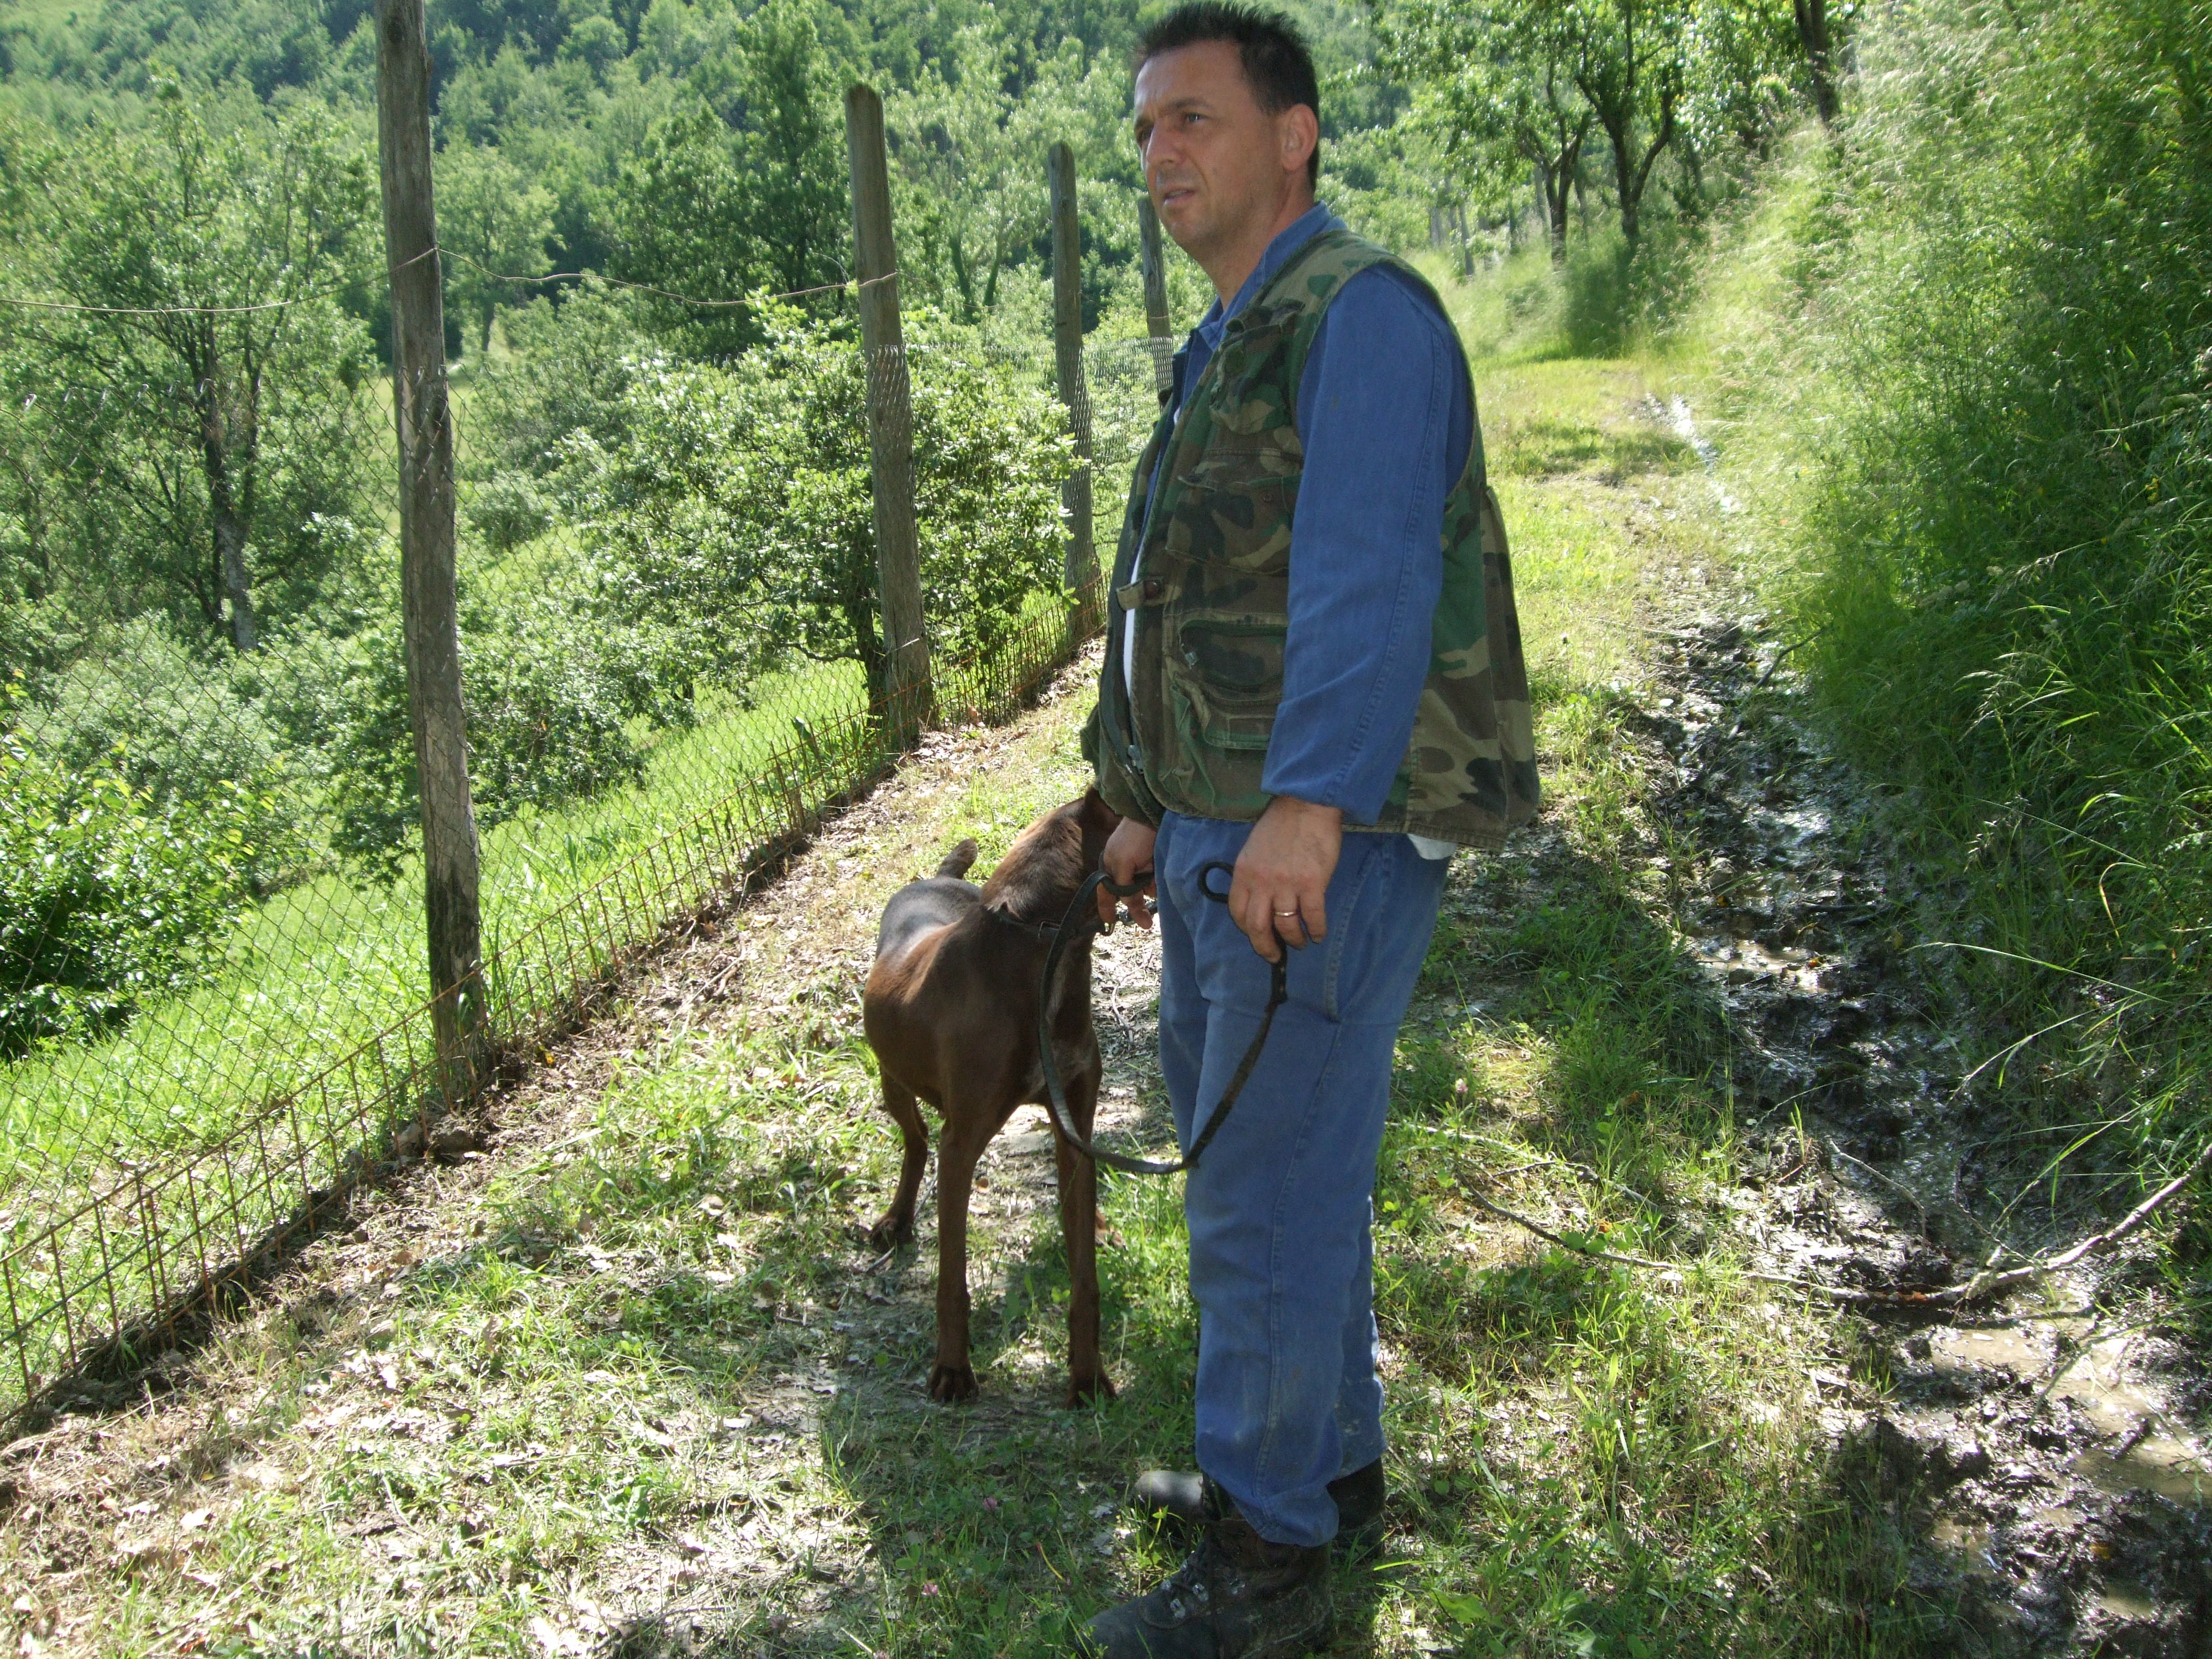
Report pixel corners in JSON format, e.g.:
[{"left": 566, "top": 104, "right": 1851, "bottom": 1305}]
[{"left": 0, "top": 317, "right": 1160, "bottom": 1429}]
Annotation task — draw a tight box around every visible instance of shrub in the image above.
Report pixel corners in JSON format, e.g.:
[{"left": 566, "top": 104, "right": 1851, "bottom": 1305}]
[
  {"left": 469, "top": 281, "right": 660, "bottom": 480},
  {"left": 0, "top": 697, "right": 254, "bottom": 1056},
  {"left": 268, "top": 576, "right": 651, "bottom": 878},
  {"left": 463, "top": 471, "right": 556, "bottom": 555},
  {"left": 28, "top": 615, "right": 315, "bottom": 894},
  {"left": 569, "top": 305, "right": 1072, "bottom": 702}
]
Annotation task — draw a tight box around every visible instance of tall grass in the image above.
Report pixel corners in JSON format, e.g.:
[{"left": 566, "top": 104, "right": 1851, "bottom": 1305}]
[{"left": 1714, "top": 1, "right": 2212, "bottom": 1233}]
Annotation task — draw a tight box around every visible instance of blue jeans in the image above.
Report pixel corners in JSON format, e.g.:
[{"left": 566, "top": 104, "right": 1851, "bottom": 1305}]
[{"left": 1154, "top": 811, "right": 1447, "bottom": 1548}]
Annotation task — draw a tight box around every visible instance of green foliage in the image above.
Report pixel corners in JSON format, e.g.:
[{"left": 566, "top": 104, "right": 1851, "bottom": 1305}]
[
  {"left": 1735, "top": 0, "right": 2212, "bottom": 1162},
  {"left": 265, "top": 558, "right": 654, "bottom": 878},
  {"left": 0, "top": 92, "right": 380, "bottom": 654},
  {"left": 438, "top": 140, "right": 557, "bottom": 355},
  {"left": 469, "top": 279, "right": 660, "bottom": 475},
  {"left": 607, "top": 0, "right": 848, "bottom": 356},
  {"left": 30, "top": 614, "right": 315, "bottom": 894},
  {"left": 568, "top": 305, "right": 1072, "bottom": 700},
  {"left": 0, "top": 684, "right": 257, "bottom": 1057}
]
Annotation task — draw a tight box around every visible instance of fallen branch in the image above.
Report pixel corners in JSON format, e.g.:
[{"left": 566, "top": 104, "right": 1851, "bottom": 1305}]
[
  {"left": 1459, "top": 1135, "right": 2211, "bottom": 1312},
  {"left": 1939, "top": 1135, "right": 2212, "bottom": 1306},
  {"left": 1458, "top": 1187, "right": 1905, "bottom": 1306}
]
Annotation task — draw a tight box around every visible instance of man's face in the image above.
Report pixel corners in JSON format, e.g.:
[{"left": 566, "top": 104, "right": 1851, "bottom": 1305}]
[{"left": 1132, "top": 40, "right": 1311, "bottom": 265}]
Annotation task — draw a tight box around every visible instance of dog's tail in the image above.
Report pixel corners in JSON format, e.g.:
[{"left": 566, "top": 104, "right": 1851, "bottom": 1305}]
[{"left": 936, "top": 838, "right": 979, "bottom": 880}]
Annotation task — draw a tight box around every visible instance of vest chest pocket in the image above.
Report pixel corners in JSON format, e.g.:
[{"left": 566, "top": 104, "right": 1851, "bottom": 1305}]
[{"left": 1163, "top": 450, "right": 1301, "bottom": 575}]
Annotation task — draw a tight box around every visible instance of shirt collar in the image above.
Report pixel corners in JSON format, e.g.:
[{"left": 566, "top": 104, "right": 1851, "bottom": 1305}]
[{"left": 1193, "top": 202, "right": 1342, "bottom": 348}]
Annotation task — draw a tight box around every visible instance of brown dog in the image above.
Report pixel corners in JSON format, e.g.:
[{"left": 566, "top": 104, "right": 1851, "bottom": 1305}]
[{"left": 860, "top": 789, "right": 1121, "bottom": 1405}]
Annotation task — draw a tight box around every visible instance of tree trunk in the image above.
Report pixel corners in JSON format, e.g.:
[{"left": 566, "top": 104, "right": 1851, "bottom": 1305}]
[
  {"left": 196, "top": 371, "right": 258, "bottom": 653},
  {"left": 215, "top": 515, "right": 257, "bottom": 651},
  {"left": 1605, "top": 114, "right": 1639, "bottom": 247},
  {"left": 846, "top": 582, "right": 887, "bottom": 706},
  {"left": 948, "top": 232, "right": 975, "bottom": 324},
  {"left": 1795, "top": 0, "right": 1838, "bottom": 128},
  {"left": 1532, "top": 158, "right": 1569, "bottom": 267}
]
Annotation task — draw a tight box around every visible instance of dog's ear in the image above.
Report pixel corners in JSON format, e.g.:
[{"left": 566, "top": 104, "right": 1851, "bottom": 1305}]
[{"left": 1078, "top": 785, "right": 1121, "bottom": 832}]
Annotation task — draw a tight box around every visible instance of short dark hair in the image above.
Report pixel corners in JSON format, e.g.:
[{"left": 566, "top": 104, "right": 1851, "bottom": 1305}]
[{"left": 1135, "top": 3, "right": 1321, "bottom": 190}]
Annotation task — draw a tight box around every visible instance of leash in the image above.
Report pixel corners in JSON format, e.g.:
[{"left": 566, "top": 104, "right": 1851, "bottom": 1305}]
[{"left": 1036, "top": 862, "right": 1288, "bottom": 1176}]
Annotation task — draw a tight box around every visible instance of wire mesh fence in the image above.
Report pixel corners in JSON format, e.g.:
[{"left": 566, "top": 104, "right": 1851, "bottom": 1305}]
[{"left": 0, "top": 308, "right": 1163, "bottom": 1428}]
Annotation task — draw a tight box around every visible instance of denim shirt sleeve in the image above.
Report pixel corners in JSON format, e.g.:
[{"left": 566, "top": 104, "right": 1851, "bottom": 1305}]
[{"left": 1261, "top": 264, "right": 1474, "bottom": 823}]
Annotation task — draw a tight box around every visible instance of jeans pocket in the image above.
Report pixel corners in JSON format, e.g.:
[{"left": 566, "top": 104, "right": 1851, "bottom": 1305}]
[{"left": 1320, "top": 836, "right": 1398, "bottom": 1024}]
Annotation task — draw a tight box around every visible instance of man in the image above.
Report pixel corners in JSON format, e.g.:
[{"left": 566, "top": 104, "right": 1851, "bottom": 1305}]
[{"left": 1078, "top": 6, "right": 1540, "bottom": 1656}]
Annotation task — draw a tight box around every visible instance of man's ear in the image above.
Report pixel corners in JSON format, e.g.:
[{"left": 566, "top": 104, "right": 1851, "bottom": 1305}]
[{"left": 1279, "top": 102, "right": 1318, "bottom": 186}]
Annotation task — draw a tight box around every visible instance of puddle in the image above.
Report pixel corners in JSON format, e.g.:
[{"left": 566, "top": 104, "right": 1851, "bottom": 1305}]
[
  {"left": 1930, "top": 1326, "right": 2049, "bottom": 1378},
  {"left": 2072, "top": 1441, "right": 2212, "bottom": 1505},
  {"left": 1662, "top": 395, "right": 1741, "bottom": 514},
  {"left": 1624, "top": 408, "right": 2212, "bottom": 1646},
  {"left": 1929, "top": 1517, "right": 2000, "bottom": 1578},
  {"left": 2095, "top": 1582, "right": 2162, "bottom": 1621},
  {"left": 2048, "top": 1335, "right": 2162, "bottom": 1432}
]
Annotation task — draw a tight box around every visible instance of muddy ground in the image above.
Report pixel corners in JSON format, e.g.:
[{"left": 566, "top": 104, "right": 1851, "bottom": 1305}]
[{"left": 1602, "top": 547, "right": 2212, "bottom": 1653}]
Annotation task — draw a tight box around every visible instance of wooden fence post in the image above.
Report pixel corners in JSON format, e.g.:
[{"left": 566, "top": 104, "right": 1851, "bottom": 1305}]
[
  {"left": 844, "top": 84, "right": 932, "bottom": 747},
  {"left": 375, "top": 0, "right": 484, "bottom": 1097},
  {"left": 1138, "top": 194, "right": 1175, "bottom": 404},
  {"left": 1048, "top": 143, "right": 1097, "bottom": 629}
]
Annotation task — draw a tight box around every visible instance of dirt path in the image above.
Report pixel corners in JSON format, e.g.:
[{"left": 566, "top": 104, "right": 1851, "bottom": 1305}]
[
  {"left": 1605, "top": 406, "right": 2212, "bottom": 1651},
  {"left": 0, "top": 664, "right": 1145, "bottom": 1655},
  {"left": 4, "top": 383, "right": 2208, "bottom": 1658}
]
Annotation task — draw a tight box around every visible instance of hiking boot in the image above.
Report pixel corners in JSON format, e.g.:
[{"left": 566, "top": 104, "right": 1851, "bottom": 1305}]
[
  {"left": 1084, "top": 1481, "right": 1332, "bottom": 1659},
  {"left": 1132, "top": 1458, "right": 1386, "bottom": 1561}
]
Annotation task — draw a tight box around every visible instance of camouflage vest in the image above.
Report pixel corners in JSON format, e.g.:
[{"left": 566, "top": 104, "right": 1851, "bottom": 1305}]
[{"left": 1085, "top": 227, "right": 1540, "bottom": 849}]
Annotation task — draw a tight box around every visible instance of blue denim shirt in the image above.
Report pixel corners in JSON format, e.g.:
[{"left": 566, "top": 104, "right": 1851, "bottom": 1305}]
[{"left": 1133, "top": 205, "right": 1474, "bottom": 826}]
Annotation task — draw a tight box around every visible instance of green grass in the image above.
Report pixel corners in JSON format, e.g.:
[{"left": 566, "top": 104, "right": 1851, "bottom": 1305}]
[
  {"left": 0, "top": 319, "right": 1961, "bottom": 1657},
  {"left": 0, "top": 654, "right": 877, "bottom": 1192}
]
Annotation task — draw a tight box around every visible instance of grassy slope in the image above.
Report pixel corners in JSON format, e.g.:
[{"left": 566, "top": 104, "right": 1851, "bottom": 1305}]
[
  {"left": 1, "top": 301, "right": 1948, "bottom": 1657},
  {"left": 0, "top": 653, "right": 872, "bottom": 1182},
  {"left": 1666, "top": 87, "right": 2212, "bottom": 1330}
]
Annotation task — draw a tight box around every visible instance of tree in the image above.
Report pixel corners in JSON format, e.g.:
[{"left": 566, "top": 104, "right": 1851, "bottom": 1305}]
[
  {"left": 437, "top": 142, "right": 556, "bottom": 356},
  {"left": 1684, "top": 0, "right": 1804, "bottom": 159},
  {"left": 7, "top": 91, "right": 379, "bottom": 653},
  {"left": 1559, "top": 0, "right": 1693, "bottom": 251},
  {"left": 609, "top": 0, "right": 848, "bottom": 357},
  {"left": 885, "top": 29, "right": 1131, "bottom": 323},
  {"left": 1793, "top": 0, "right": 1838, "bottom": 128},
  {"left": 1380, "top": 0, "right": 1592, "bottom": 265}
]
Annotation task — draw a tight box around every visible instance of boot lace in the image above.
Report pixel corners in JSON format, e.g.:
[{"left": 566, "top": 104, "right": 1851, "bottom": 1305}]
[{"left": 1159, "top": 1533, "right": 1248, "bottom": 1624}]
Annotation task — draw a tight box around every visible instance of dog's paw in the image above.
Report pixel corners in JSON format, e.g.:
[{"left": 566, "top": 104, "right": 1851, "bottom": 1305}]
[
  {"left": 865, "top": 1212, "right": 914, "bottom": 1250},
  {"left": 1066, "top": 1371, "right": 1117, "bottom": 1407},
  {"left": 927, "top": 1364, "right": 979, "bottom": 1404}
]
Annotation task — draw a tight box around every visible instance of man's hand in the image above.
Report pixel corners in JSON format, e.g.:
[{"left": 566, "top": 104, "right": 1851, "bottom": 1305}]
[
  {"left": 1099, "top": 818, "right": 1159, "bottom": 930},
  {"left": 1230, "top": 797, "right": 1340, "bottom": 962}
]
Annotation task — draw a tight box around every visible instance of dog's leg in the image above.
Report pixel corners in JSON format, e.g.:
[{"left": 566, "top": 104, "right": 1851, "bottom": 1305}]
[
  {"left": 868, "top": 1077, "right": 928, "bottom": 1250},
  {"left": 927, "top": 1111, "right": 989, "bottom": 1402},
  {"left": 1053, "top": 1062, "right": 1116, "bottom": 1406}
]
